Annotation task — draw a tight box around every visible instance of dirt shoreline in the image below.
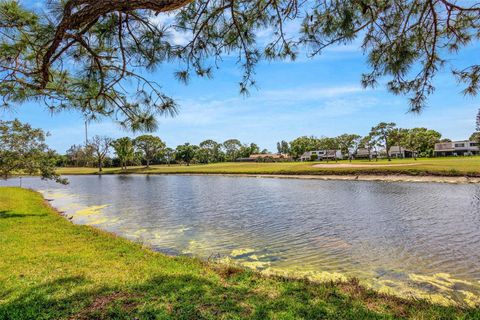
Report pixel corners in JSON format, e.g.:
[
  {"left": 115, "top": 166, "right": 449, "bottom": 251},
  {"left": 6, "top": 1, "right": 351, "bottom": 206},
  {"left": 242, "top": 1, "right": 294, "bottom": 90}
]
[{"left": 123, "top": 173, "right": 480, "bottom": 184}]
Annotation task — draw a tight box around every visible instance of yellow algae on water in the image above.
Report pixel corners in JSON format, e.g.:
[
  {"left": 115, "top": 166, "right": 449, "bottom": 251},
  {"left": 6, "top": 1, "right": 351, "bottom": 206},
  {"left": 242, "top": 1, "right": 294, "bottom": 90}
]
[
  {"left": 75, "top": 204, "right": 109, "bottom": 216},
  {"left": 122, "top": 228, "right": 149, "bottom": 240},
  {"left": 261, "top": 267, "right": 347, "bottom": 283},
  {"left": 86, "top": 217, "right": 110, "bottom": 225},
  {"left": 370, "top": 279, "right": 456, "bottom": 306},
  {"left": 459, "top": 290, "right": 480, "bottom": 308},
  {"left": 241, "top": 260, "right": 271, "bottom": 270},
  {"left": 44, "top": 191, "right": 73, "bottom": 199},
  {"left": 182, "top": 240, "right": 201, "bottom": 255},
  {"left": 409, "top": 272, "right": 476, "bottom": 292},
  {"left": 230, "top": 248, "right": 255, "bottom": 257},
  {"left": 372, "top": 273, "right": 480, "bottom": 306},
  {"left": 58, "top": 203, "right": 83, "bottom": 212}
]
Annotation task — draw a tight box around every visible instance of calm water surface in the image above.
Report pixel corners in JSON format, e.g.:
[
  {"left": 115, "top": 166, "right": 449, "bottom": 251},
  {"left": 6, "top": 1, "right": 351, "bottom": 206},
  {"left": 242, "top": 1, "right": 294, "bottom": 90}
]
[{"left": 3, "top": 175, "right": 480, "bottom": 305}]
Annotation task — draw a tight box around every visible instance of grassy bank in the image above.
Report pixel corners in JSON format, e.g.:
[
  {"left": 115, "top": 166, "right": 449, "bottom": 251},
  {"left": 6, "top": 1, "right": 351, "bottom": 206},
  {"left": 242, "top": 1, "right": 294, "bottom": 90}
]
[
  {"left": 56, "top": 157, "right": 480, "bottom": 177},
  {"left": 1, "top": 188, "right": 479, "bottom": 319}
]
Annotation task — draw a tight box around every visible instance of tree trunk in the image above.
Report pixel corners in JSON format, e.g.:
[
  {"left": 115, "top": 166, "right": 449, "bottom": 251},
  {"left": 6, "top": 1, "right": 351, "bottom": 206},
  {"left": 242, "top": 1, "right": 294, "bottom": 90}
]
[
  {"left": 146, "top": 159, "right": 150, "bottom": 168},
  {"left": 385, "top": 136, "right": 391, "bottom": 161}
]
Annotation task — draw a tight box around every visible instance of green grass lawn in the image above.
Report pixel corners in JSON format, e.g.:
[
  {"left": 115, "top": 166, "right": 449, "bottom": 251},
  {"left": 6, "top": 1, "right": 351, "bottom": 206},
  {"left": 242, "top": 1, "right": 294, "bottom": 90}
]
[
  {"left": 57, "top": 157, "right": 480, "bottom": 177},
  {"left": 1, "top": 187, "right": 479, "bottom": 319}
]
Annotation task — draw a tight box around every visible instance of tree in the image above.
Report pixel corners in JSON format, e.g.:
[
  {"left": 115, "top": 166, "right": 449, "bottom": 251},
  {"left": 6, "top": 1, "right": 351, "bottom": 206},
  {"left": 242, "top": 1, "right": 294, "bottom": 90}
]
[
  {"left": 88, "top": 135, "right": 113, "bottom": 172},
  {"left": 175, "top": 143, "right": 198, "bottom": 166},
  {"left": 389, "top": 128, "right": 409, "bottom": 158},
  {"left": 2, "top": 1, "right": 479, "bottom": 129},
  {"left": 162, "top": 148, "right": 175, "bottom": 166},
  {"left": 238, "top": 143, "right": 260, "bottom": 158},
  {"left": 111, "top": 137, "right": 134, "bottom": 170},
  {"left": 470, "top": 132, "right": 480, "bottom": 145},
  {"left": 359, "top": 134, "right": 379, "bottom": 161},
  {"left": 370, "top": 122, "right": 397, "bottom": 161},
  {"left": 403, "top": 128, "right": 441, "bottom": 158},
  {"left": 402, "top": 130, "right": 421, "bottom": 160},
  {"left": 289, "top": 136, "right": 320, "bottom": 160},
  {"left": 276, "top": 141, "right": 290, "bottom": 154},
  {"left": 336, "top": 134, "right": 361, "bottom": 162},
  {"left": 222, "top": 139, "right": 242, "bottom": 162},
  {"left": 65, "top": 144, "right": 84, "bottom": 167},
  {"left": 198, "top": 139, "right": 223, "bottom": 163},
  {"left": 318, "top": 137, "right": 340, "bottom": 163},
  {"left": 134, "top": 135, "right": 166, "bottom": 168},
  {"left": 0, "top": 119, "right": 66, "bottom": 183},
  {"left": 474, "top": 109, "right": 480, "bottom": 145},
  {"left": 477, "top": 109, "right": 480, "bottom": 132}
]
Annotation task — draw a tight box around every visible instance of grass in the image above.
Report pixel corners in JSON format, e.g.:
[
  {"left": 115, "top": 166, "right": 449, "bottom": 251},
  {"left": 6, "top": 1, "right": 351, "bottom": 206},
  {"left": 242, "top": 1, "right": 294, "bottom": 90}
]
[
  {"left": 1, "top": 187, "right": 479, "bottom": 319},
  {"left": 56, "top": 156, "right": 480, "bottom": 177}
]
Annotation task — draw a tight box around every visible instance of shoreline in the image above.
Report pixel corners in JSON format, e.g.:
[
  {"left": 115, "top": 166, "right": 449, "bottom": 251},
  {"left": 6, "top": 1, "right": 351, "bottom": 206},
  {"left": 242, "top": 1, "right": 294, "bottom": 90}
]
[{"left": 53, "top": 172, "right": 480, "bottom": 184}]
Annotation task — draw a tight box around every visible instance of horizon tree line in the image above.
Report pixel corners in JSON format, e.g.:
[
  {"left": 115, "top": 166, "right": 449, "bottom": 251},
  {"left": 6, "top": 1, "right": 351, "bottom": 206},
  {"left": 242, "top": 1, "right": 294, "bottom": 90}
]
[
  {"left": 1, "top": 116, "right": 479, "bottom": 180},
  {"left": 59, "top": 117, "right": 480, "bottom": 171}
]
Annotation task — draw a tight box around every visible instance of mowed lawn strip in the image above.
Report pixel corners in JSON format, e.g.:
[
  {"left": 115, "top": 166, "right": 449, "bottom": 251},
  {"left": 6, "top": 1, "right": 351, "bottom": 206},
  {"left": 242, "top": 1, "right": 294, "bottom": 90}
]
[
  {"left": 56, "top": 157, "right": 480, "bottom": 177},
  {"left": 0, "top": 187, "right": 479, "bottom": 319}
]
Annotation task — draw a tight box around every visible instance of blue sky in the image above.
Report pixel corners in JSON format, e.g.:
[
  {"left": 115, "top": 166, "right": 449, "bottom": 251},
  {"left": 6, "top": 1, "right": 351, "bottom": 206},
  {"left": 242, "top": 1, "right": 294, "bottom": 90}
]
[{"left": 2, "top": 2, "right": 480, "bottom": 153}]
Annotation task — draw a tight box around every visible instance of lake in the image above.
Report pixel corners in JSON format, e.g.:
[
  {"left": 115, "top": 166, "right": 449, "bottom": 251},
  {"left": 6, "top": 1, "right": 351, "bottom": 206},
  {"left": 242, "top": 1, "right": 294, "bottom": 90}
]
[{"left": 2, "top": 175, "right": 480, "bottom": 305}]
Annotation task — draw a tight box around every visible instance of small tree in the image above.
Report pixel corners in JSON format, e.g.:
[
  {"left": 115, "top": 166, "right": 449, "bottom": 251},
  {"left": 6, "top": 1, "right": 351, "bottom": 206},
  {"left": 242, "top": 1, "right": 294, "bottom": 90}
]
[
  {"left": 359, "top": 134, "right": 378, "bottom": 161},
  {"left": 318, "top": 137, "right": 339, "bottom": 163},
  {"left": 175, "top": 143, "right": 198, "bottom": 166},
  {"left": 336, "top": 134, "right": 361, "bottom": 162},
  {"left": 474, "top": 109, "right": 480, "bottom": 145},
  {"left": 162, "top": 148, "right": 175, "bottom": 166},
  {"left": 134, "top": 135, "right": 166, "bottom": 168},
  {"left": 222, "top": 139, "right": 242, "bottom": 162},
  {"left": 370, "top": 122, "right": 397, "bottom": 161},
  {"left": 289, "top": 136, "right": 321, "bottom": 160},
  {"left": 89, "top": 135, "right": 113, "bottom": 172},
  {"left": 0, "top": 119, "right": 66, "bottom": 183},
  {"left": 111, "top": 137, "right": 134, "bottom": 170},
  {"left": 477, "top": 109, "right": 480, "bottom": 132},
  {"left": 198, "top": 139, "right": 222, "bottom": 163},
  {"left": 276, "top": 140, "right": 290, "bottom": 154}
]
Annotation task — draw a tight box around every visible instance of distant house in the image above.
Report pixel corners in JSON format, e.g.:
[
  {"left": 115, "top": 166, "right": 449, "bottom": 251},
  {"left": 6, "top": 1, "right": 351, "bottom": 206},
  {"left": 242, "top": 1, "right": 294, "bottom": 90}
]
[
  {"left": 354, "top": 148, "right": 378, "bottom": 159},
  {"left": 300, "top": 150, "right": 343, "bottom": 161},
  {"left": 388, "top": 146, "right": 417, "bottom": 158},
  {"left": 434, "top": 140, "right": 479, "bottom": 157},
  {"left": 236, "top": 153, "right": 291, "bottom": 162}
]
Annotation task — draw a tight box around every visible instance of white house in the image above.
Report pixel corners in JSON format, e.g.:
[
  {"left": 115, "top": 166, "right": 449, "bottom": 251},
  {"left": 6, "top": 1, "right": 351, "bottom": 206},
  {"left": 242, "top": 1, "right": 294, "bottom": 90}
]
[
  {"left": 434, "top": 140, "right": 479, "bottom": 157},
  {"left": 300, "top": 150, "right": 343, "bottom": 161}
]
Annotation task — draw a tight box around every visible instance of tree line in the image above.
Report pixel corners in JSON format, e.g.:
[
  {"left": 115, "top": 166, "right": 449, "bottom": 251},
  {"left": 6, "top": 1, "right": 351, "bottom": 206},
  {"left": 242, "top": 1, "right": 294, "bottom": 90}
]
[
  {"left": 61, "top": 120, "right": 480, "bottom": 171},
  {"left": 60, "top": 137, "right": 269, "bottom": 171},
  {"left": 285, "top": 122, "right": 448, "bottom": 161},
  {"left": 2, "top": 117, "right": 479, "bottom": 181}
]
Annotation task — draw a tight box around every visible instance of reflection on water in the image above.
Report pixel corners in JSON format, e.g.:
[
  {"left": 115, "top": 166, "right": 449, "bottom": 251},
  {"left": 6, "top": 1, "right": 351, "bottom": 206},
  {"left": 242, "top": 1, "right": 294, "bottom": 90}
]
[{"left": 3, "top": 175, "right": 480, "bottom": 305}]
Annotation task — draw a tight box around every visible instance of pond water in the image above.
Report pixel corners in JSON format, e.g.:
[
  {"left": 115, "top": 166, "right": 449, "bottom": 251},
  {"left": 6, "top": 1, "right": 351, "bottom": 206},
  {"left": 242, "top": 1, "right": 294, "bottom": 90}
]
[{"left": 3, "top": 175, "right": 480, "bottom": 305}]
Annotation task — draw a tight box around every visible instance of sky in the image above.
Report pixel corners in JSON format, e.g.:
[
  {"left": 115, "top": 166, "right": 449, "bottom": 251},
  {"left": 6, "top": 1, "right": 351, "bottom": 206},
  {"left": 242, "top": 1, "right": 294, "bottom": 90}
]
[{"left": 2, "top": 2, "right": 480, "bottom": 153}]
